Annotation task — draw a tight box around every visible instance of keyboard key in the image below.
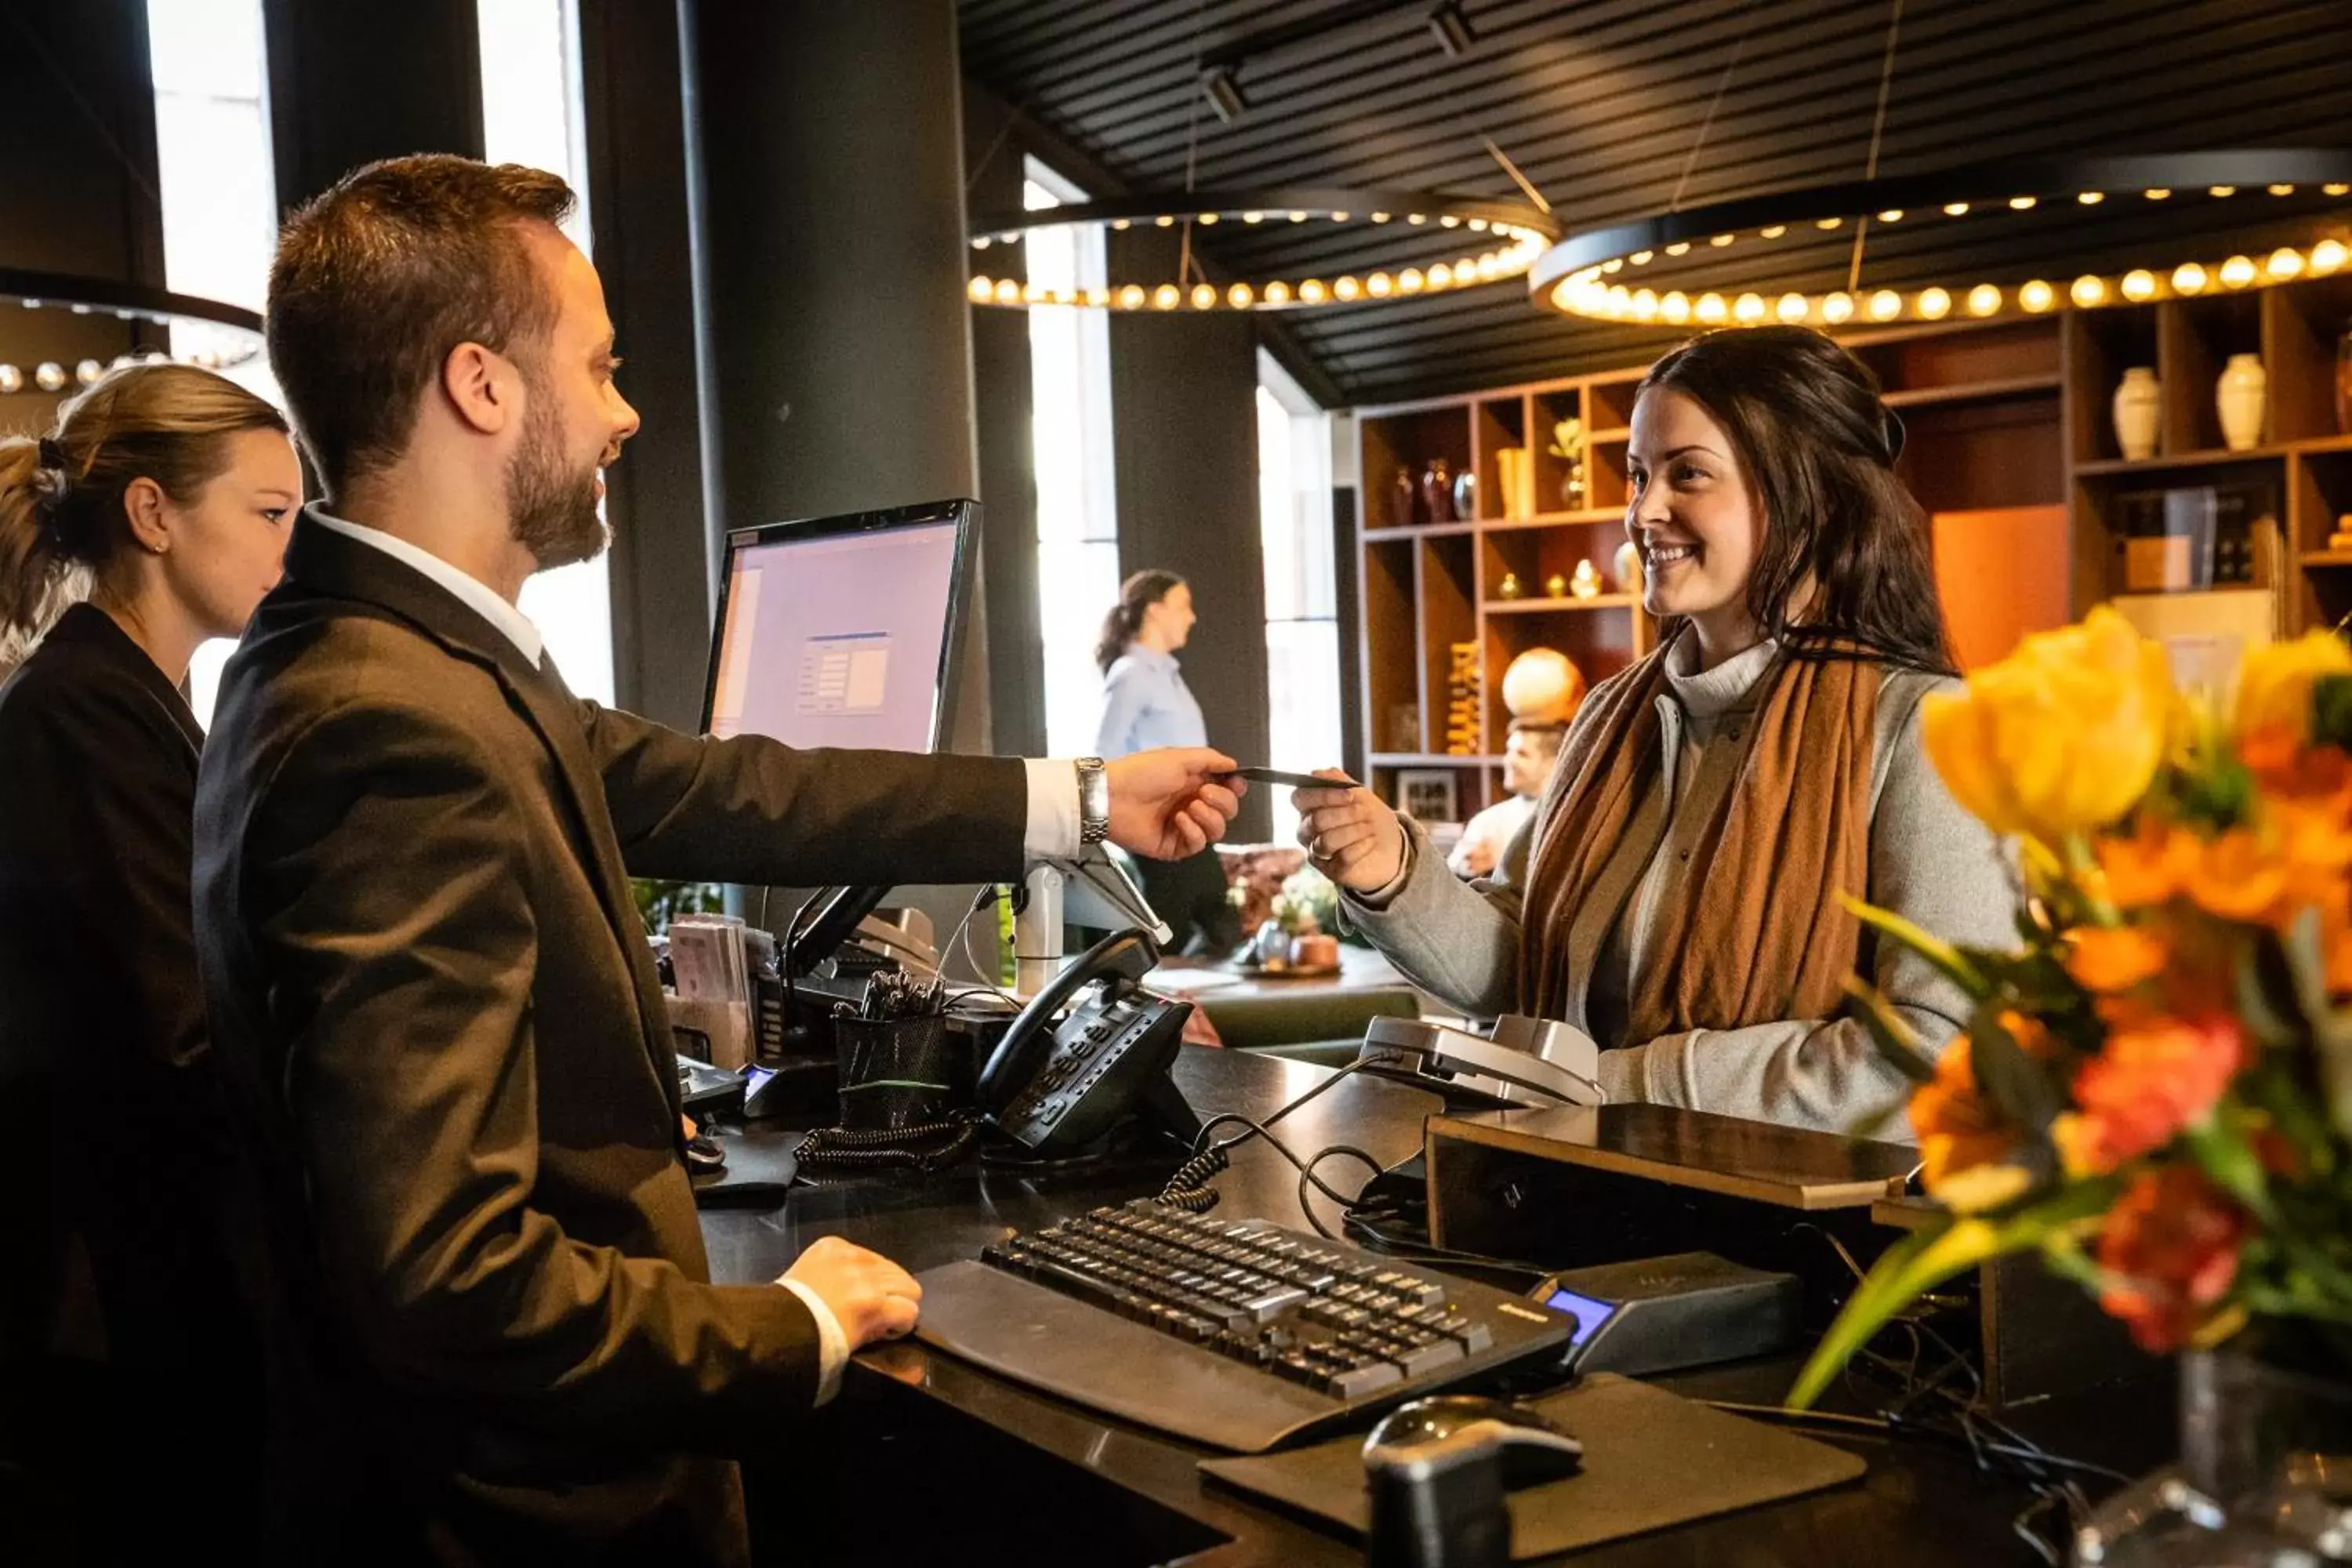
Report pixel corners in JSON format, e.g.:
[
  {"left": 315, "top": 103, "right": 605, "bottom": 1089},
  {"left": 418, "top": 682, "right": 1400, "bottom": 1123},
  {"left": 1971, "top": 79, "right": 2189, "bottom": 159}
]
[
  {"left": 1385, "top": 1338, "right": 1465, "bottom": 1377},
  {"left": 1325, "top": 1361, "right": 1404, "bottom": 1398}
]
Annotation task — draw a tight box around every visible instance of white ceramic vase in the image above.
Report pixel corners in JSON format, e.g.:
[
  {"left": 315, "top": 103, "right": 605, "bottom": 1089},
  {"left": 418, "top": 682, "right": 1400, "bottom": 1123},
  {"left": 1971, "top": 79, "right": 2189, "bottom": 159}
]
[
  {"left": 2111, "top": 366, "right": 2161, "bottom": 460},
  {"left": 2217, "top": 354, "right": 2267, "bottom": 452}
]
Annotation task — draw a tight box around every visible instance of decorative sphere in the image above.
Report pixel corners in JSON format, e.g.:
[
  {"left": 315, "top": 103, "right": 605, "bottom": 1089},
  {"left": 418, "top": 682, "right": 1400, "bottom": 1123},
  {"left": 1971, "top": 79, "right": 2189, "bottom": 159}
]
[{"left": 1501, "top": 647, "right": 1585, "bottom": 724}]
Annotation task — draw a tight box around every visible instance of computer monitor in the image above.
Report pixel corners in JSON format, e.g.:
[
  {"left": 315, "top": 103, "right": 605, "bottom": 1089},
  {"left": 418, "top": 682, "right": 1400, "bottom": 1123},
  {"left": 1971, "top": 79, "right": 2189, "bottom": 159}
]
[
  {"left": 703, "top": 498, "right": 975, "bottom": 751},
  {"left": 702, "top": 499, "right": 978, "bottom": 975}
]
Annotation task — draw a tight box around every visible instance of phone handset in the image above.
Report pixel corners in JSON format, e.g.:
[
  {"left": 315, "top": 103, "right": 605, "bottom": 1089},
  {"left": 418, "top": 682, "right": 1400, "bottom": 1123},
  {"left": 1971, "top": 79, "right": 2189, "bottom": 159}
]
[
  {"left": 976, "top": 928, "right": 1157, "bottom": 1110},
  {"left": 975, "top": 928, "right": 1195, "bottom": 1154}
]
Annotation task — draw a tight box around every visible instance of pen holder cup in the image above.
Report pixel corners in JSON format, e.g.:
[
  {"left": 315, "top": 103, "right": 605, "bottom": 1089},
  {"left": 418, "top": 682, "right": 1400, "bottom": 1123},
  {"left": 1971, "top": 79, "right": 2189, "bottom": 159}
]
[{"left": 833, "top": 1014, "right": 966, "bottom": 1131}]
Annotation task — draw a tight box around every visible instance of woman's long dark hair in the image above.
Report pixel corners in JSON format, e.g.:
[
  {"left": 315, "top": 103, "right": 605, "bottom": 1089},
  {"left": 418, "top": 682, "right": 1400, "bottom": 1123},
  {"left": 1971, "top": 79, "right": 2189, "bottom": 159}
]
[
  {"left": 1095, "top": 568, "right": 1185, "bottom": 673},
  {"left": 1637, "top": 326, "right": 1955, "bottom": 675}
]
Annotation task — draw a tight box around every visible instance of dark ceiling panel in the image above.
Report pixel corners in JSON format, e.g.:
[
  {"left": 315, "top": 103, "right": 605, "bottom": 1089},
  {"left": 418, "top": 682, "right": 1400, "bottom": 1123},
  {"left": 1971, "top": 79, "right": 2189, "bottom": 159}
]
[{"left": 960, "top": 0, "right": 2352, "bottom": 405}]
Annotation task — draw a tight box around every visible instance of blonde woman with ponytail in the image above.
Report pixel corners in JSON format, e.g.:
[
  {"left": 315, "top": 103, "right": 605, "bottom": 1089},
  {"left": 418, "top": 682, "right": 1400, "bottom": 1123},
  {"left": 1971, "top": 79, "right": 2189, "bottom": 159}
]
[{"left": 0, "top": 361, "right": 296, "bottom": 1558}]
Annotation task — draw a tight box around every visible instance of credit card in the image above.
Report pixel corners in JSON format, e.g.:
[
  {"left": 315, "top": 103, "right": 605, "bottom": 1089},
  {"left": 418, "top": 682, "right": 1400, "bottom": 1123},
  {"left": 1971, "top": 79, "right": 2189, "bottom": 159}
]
[{"left": 1225, "top": 767, "right": 1360, "bottom": 790}]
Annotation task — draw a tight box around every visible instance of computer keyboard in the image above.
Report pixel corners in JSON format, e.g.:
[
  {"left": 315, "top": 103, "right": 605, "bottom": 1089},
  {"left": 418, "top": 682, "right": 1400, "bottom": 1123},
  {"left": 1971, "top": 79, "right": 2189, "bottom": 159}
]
[{"left": 912, "top": 1201, "right": 1573, "bottom": 1452}]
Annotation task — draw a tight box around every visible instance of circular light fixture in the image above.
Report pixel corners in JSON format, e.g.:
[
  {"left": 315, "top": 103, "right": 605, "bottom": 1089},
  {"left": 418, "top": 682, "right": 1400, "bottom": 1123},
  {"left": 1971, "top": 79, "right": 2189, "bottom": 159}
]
[
  {"left": 966, "top": 187, "right": 1558, "bottom": 311},
  {"left": 0, "top": 267, "right": 265, "bottom": 379},
  {"left": 1530, "top": 151, "right": 2352, "bottom": 328}
]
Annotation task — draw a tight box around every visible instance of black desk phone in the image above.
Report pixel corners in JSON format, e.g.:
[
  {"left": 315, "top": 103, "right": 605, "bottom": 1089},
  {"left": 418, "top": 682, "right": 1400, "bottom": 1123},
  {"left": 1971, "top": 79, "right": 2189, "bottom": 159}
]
[{"left": 976, "top": 929, "right": 1199, "bottom": 1155}]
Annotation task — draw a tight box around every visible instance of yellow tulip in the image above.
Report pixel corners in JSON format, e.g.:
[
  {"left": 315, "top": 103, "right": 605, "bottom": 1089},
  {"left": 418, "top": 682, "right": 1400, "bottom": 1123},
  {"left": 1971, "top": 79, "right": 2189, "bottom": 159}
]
[
  {"left": 1921, "top": 608, "right": 2172, "bottom": 846},
  {"left": 2234, "top": 632, "right": 2352, "bottom": 751}
]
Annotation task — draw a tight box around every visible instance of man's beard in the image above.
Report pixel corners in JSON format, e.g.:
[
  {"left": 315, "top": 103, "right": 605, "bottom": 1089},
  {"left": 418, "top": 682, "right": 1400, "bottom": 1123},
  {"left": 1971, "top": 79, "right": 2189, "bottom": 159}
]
[{"left": 507, "top": 389, "right": 608, "bottom": 572}]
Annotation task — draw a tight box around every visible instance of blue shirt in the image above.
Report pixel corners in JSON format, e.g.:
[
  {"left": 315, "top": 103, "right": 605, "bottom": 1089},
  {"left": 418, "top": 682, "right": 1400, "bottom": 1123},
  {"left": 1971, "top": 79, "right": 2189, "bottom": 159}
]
[{"left": 1096, "top": 644, "right": 1206, "bottom": 757}]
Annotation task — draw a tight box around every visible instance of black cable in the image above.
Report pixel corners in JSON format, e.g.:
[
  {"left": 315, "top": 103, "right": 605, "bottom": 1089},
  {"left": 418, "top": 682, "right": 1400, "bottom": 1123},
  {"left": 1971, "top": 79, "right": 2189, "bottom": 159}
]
[{"left": 794, "top": 1112, "right": 982, "bottom": 1172}]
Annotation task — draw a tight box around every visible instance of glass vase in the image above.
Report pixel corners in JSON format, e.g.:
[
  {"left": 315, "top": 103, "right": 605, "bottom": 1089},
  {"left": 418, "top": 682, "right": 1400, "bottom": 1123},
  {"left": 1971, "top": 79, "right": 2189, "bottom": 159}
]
[{"left": 2078, "top": 1338, "right": 2352, "bottom": 1565}]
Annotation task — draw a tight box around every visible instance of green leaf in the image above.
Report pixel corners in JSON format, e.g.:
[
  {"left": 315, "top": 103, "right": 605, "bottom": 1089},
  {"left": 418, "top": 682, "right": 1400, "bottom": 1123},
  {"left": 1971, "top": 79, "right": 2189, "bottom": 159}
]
[
  {"left": 1968, "top": 1008, "right": 2067, "bottom": 1135},
  {"left": 1840, "top": 976, "right": 1940, "bottom": 1084},
  {"left": 1786, "top": 1180, "right": 2121, "bottom": 1410},
  {"left": 1842, "top": 895, "right": 1991, "bottom": 999}
]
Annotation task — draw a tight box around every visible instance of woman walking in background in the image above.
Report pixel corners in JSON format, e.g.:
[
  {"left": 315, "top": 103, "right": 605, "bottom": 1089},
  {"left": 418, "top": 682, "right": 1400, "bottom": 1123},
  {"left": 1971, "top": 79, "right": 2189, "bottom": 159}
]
[{"left": 1096, "top": 570, "right": 1238, "bottom": 953}]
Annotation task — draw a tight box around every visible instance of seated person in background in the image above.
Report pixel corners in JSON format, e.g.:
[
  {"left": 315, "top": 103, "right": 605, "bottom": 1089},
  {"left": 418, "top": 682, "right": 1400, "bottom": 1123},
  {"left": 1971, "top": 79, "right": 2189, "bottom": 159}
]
[
  {"left": 1449, "top": 720, "right": 1564, "bottom": 880},
  {"left": 1291, "top": 326, "right": 2012, "bottom": 1138}
]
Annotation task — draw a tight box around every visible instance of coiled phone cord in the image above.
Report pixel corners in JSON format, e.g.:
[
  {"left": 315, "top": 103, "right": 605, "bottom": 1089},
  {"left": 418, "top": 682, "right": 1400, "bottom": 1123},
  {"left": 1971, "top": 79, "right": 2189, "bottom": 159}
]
[{"left": 794, "top": 1111, "right": 982, "bottom": 1172}]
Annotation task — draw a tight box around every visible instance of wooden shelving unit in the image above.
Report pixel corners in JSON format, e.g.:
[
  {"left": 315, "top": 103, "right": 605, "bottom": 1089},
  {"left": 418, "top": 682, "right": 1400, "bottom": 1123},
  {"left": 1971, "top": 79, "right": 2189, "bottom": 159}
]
[{"left": 1352, "top": 279, "right": 2352, "bottom": 812}]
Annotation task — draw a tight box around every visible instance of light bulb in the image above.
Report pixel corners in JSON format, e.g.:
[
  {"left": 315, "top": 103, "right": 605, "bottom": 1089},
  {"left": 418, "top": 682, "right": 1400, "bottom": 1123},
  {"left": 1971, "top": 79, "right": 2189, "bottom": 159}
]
[
  {"left": 2009, "top": 195, "right": 2038, "bottom": 210},
  {"left": 2220, "top": 254, "right": 2256, "bottom": 288},
  {"left": 1817, "top": 216, "right": 1843, "bottom": 230},
  {"left": 1152, "top": 284, "right": 1181, "bottom": 310},
  {"left": 1967, "top": 283, "right": 2002, "bottom": 316},
  {"left": 2020, "top": 279, "right": 2056, "bottom": 312},
  {"left": 2077, "top": 191, "right": 2105, "bottom": 205},
  {"left": 1631, "top": 250, "right": 1653, "bottom": 265},
  {"left": 2209, "top": 185, "right": 2236, "bottom": 198},
  {"left": 1228, "top": 281, "right": 1254, "bottom": 307},
  {"left": 2311, "top": 240, "right": 2348, "bottom": 275},
  {"left": 1665, "top": 241, "right": 1692, "bottom": 256},
  {"left": 967, "top": 276, "right": 993, "bottom": 303},
  {"left": 2170, "top": 263, "right": 2207, "bottom": 295},
  {"left": 1820, "top": 292, "right": 1856, "bottom": 324},
  {"left": 1776, "top": 292, "right": 1809, "bottom": 322},
  {"left": 1439, "top": 214, "right": 1461, "bottom": 227},
  {"left": 74, "top": 359, "right": 101, "bottom": 387},
  {"left": 1117, "top": 284, "right": 1146, "bottom": 309},
  {"left": 1155, "top": 215, "right": 1174, "bottom": 227},
  {"left": 1242, "top": 211, "right": 1263, "bottom": 223},
  {"left": 1022, "top": 281, "right": 1047, "bottom": 303},
  {"left": 1661, "top": 292, "right": 1692, "bottom": 324},
  {"left": 1601, "top": 258, "right": 1624, "bottom": 273},
  {"left": 0, "top": 364, "right": 20, "bottom": 394},
  {"left": 2268, "top": 184, "right": 2295, "bottom": 197},
  {"left": 1733, "top": 292, "right": 1766, "bottom": 322},
  {"left": 1632, "top": 289, "right": 1660, "bottom": 319},
  {"left": 1299, "top": 278, "right": 1327, "bottom": 303},
  {"left": 1608, "top": 285, "right": 1632, "bottom": 313},
  {"left": 1190, "top": 282, "right": 1217, "bottom": 308},
  {"left": 1335, "top": 276, "right": 1362, "bottom": 301},
  {"left": 1942, "top": 201, "right": 1970, "bottom": 216},
  {"left": 1288, "top": 211, "right": 1308, "bottom": 223},
  {"left": 35, "top": 361, "right": 64, "bottom": 391},
  {"left": 1711, "top": 233, "right": 1735, "bottom": 247},
  {"left": 1085, "top": 287, "right": 1109, "bottom": 307},
  {"left": 971, "top": 236, "right": 991, "bottom": 250},
  {"left": 1197, "top": 211, "right": 1218, "bottom": 224},
  {"left": 1427, "top": 263, "right": 1453, "bottom": 289},
  {"left": 2327, "top": 183, "right": 2351, "bottom": 197},
  {"left": 1406, "top": 213, "right": 1426, "bottom": 225},
  {"left": 1468, "top": 217, "right": 1489, "bottom": 231},
  {"left": 1370, "top": 212, "right": 1390, "bottom": 223},
  {"left": 993, "top": 278, "right": 1020, "bottom": 305},
  {"left": 1367, "top": 272, "right": 1394, "bottom": 297},
  {"left": 1876, "top": 209, "right": 1904, "bottom": 223},
  {"left": 1916, "top": 287, "right": 1952, "bottom": 320},
  {"left": 1695, "top": 292, "right": 1728, "bottom": 323},
  {"left": 1112, "top": 218, "right": 1132, "bottom": 230},
  {"left": 1331, "top": 211, "right": 1350, "bottom": 222},
  {"left": 1398, "top": 267, "right": 1425, "bottom": 294},
  {"left": 1475, "top": 254, "right": 1501, "bottom": 281},
  {"left": 2144, "top": 188, "right": 2172, "bottom": 200},
  {"left": 2121, "top": 269, "right": 2158, "bottom": 301},
  {"left": 1264, "top": 280, "right": 1291, "bottom": 306},
  {"left": 2071, "top": 274, "right": 2107, "bottom": 307},
  {"left": 1867, "top": 289, "right": 1902, "bottom": 321},
  {"left": 2267, "top": 247, "right": 2304, "bottom": 279}
]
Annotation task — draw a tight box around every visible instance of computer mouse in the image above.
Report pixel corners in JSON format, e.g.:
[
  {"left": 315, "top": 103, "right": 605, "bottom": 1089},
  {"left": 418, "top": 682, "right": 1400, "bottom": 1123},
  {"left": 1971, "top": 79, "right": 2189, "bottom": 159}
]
[{"left": 1363, "top": 1395, "right": 1584, "bottom": 1487}]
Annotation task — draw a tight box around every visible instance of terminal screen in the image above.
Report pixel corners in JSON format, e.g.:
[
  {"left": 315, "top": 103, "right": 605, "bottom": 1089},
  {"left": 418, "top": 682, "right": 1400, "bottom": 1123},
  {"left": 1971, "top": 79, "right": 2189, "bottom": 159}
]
[
  {"left": 707, "top": 518, "right": 961, "bottom": 752},
  {"left": 1540, "top": 1286, "right": 1617, "bottom": 1347}
]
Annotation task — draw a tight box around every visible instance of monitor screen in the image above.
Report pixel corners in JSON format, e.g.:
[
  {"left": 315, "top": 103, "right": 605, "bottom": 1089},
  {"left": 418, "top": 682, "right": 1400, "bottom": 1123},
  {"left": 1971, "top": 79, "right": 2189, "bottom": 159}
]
[
  {"left": 702, "top": 501, "right": 973, "bottom": 752},
  {"left": 1540, "top": 1287, "right": 1617, "bottom": 1347}
]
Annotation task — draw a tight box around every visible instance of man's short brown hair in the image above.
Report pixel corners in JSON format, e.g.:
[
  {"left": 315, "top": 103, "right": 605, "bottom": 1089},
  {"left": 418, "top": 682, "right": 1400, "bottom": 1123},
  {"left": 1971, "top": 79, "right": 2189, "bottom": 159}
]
[{"left": 267, "top": 155, "right": 576, "bottom": 495}]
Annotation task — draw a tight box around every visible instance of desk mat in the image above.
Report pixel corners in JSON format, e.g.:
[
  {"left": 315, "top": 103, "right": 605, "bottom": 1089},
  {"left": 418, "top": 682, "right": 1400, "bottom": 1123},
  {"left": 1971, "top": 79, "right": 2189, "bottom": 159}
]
[
  {"left": 1199, "top": 1374, "right": 1864, "bottom": 1559},
  {"left": 689, "top": 1125, "right": 800, "bottom": 1207}
]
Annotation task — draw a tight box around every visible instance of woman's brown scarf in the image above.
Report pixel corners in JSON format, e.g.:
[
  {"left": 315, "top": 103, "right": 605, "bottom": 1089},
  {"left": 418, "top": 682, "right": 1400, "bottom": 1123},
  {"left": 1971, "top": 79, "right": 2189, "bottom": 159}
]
[{"left": 1519, "top": 633, "right": 1882, "bottom": 1040}]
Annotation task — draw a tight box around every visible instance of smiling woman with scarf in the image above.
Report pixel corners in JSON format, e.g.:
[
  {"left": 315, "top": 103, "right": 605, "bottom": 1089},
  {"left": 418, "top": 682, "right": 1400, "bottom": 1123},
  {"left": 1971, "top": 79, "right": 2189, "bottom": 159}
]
[{"left": 1292, "top": 326, "right": 2013, "bottom": 1137}]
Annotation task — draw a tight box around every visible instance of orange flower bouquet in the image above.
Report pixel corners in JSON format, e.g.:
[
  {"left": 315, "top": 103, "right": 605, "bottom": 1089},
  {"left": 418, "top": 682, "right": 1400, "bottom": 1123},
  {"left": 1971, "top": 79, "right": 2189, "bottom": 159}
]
[{"left": 1791, "top": 609, "right": 2352, "bottom": 1409}]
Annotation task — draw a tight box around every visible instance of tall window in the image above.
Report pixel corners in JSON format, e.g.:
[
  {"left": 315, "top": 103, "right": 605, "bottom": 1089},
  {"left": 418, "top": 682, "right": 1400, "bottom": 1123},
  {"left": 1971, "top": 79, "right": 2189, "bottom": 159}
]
[
  {"left": 1257, "top": 350, "right": 1340, "bottom": 842},
  {"left": 147, "top": 0, "right": 279, "bottom": 723},
  {"left": 1023, "top": 156, "right": 1121, "bottom": 758},
  {"left": 480, "top": 0, "right": 613, "bottom": 706}
]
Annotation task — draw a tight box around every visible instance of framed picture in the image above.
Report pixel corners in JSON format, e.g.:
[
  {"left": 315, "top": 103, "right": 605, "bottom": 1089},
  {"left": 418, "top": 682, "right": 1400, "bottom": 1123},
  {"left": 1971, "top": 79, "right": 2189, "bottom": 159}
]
[{"left": 1395, "top": 768, "right": 1461, "bottom": 826}]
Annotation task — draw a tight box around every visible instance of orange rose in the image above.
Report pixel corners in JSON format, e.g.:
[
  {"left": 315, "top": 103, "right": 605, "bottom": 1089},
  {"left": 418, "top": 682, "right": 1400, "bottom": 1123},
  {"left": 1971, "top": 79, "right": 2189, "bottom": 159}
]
[
  {"left": 1909, "top": 1014, "right": 2051, "bottom": 1211},
  {"left": 2055, "top": 1015, "right": 2245, "bottom": 1175},
  {"left": 2095, "top": 1163, "right": 2249, "bottom": 1354},
  {"left": 2183, "top": 829, "right": 2293, "bottom": 924},
  {"left": 2065, "top": 926, "right": 2168, "bottom": 993},
  {"left": 2097, "top": 817, "right": 2202, "bottom": 909}
]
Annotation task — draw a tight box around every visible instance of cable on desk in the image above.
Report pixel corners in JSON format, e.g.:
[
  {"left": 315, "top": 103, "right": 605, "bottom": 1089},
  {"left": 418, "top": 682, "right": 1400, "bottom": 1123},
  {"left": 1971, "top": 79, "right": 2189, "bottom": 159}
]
[{"left": 1152, "top": 1052, "right": 1409, "bottom": 1221}]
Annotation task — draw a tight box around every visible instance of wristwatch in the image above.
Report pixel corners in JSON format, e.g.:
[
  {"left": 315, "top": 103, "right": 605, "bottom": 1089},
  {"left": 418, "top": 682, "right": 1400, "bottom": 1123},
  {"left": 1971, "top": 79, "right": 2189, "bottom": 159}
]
[{"left": 1075, "top": 757, "right": 1110, "bottom": 846}]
